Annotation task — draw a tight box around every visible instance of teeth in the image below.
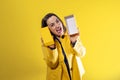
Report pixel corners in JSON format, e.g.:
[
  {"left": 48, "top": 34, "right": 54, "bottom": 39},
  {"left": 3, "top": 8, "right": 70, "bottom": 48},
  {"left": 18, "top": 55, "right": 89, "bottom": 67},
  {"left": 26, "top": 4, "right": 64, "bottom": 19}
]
[{"left": 56, "top": 28, "right": 61, "bottom": 33}]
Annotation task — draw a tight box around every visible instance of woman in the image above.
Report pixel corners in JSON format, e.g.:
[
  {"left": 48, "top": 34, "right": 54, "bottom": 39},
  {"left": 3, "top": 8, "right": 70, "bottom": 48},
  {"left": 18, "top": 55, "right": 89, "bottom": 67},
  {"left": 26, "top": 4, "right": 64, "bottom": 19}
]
[{"left": 41, "top": 13, "right": 86, "bottom": 80}]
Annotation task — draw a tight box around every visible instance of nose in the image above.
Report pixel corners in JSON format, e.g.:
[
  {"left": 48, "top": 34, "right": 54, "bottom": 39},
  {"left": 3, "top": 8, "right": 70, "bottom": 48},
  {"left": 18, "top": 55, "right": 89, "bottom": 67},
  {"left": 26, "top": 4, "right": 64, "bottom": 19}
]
[{"left": 55, "top": 22, "right": 60, "bottom": 28}]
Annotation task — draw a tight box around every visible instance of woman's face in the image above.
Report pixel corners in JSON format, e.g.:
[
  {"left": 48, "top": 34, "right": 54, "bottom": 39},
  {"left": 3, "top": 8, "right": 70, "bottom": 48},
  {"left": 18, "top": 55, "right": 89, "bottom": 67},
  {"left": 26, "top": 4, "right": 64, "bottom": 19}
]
[{"left": 47, "top": 16, "right": 64, "bottom": 37}]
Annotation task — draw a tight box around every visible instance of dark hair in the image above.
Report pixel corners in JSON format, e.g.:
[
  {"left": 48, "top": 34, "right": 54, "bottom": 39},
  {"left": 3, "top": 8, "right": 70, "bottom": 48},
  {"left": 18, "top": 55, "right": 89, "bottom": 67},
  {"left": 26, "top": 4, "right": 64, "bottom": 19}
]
[{"left": 41, "top": 13, "right": 66, "bottom": 33}]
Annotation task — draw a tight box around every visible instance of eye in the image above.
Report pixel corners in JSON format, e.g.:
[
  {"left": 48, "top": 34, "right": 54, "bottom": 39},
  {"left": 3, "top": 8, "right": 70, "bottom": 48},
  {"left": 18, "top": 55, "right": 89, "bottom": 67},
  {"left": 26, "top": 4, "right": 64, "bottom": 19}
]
[
  {"left": 56, "top": 19, "right": 60, "bottom": 23},
  {"left": 50, "top": 23, "right": 54, "bottom": 27}
]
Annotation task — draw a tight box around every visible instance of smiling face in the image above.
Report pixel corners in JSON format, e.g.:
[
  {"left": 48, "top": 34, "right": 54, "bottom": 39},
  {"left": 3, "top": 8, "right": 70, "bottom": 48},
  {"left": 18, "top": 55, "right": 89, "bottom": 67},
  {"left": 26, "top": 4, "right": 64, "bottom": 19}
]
[{"left": 47, "top": 16, "right": 64, "bottom": 37}]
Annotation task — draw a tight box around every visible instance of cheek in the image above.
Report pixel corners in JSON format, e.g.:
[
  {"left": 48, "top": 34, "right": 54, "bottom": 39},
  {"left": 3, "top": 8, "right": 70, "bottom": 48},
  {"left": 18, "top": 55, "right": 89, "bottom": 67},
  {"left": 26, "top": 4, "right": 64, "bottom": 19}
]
[{"left": 49, "top": 27, "right": 56, "bottom": 33}]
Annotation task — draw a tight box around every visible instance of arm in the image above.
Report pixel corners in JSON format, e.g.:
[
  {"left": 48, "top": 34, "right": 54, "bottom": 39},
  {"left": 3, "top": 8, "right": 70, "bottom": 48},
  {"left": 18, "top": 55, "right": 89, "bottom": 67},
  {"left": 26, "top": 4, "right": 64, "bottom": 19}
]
[
  {"left": 41, "top": 43, "right": 59, "bottom": 69},
  {"left": 73, "top": 37, "right": 86, "bottom": 57},
  {"left": 70, "top": 34, "right": 86, "bottom": 57}
]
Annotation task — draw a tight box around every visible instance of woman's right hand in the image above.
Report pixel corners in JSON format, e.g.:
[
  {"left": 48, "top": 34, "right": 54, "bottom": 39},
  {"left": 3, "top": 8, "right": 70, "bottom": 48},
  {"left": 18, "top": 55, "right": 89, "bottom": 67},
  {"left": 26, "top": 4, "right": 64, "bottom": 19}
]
[{"left": 48, "top": 44, "right": 56, "bottom": 50}]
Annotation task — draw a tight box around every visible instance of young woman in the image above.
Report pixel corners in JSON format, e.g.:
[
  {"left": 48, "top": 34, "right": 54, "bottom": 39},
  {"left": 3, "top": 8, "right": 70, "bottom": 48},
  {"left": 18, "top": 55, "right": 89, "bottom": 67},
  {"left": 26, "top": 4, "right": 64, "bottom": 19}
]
[{"left": 41, "top": 13, "right": 86, "bottom": 80}]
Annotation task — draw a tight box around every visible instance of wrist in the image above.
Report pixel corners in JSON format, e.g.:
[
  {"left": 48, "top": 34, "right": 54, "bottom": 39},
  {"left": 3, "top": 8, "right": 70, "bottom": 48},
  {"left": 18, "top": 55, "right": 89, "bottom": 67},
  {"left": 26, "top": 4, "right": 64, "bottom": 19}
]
[{"left": 71, "top": 40, "right": 77, "bottom": 47}]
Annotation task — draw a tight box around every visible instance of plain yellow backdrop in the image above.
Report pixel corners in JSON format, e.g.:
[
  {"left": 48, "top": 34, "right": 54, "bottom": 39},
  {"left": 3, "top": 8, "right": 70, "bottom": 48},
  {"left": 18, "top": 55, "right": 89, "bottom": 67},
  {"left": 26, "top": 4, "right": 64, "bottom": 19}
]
[{"left": 0, "top": 0, "right": 120, "bottom": 80}]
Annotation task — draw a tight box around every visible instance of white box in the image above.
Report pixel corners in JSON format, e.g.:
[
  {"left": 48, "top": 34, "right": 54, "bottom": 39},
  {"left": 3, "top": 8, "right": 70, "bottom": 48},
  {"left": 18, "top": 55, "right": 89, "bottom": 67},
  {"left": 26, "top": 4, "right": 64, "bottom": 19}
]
[{"left": 64, "top": 15, "right": 78, "bottom": 35}]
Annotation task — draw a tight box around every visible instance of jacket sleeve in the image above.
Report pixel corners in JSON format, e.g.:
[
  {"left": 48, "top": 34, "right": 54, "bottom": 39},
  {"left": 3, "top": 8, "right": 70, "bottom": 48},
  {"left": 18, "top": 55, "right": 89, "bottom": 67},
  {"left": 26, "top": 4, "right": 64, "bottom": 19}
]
[
  {"left": 41, "top": 44, "right": 59, "bottom": 69},
  {"left": 72, "top": 37, "right": 86, "bottom": 57}
]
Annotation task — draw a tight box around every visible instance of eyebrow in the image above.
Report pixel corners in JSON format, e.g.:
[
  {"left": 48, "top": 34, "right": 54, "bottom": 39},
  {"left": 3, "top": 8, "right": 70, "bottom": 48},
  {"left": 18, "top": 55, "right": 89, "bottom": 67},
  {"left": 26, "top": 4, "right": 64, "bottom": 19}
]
[{"left": 48, "top": 18, "right": 58, "bottom": 25}]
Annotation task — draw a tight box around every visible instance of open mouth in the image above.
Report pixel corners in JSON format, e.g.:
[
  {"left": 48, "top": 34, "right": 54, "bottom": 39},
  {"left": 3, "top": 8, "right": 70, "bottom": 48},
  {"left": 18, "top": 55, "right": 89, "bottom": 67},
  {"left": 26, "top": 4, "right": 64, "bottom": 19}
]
[{"left": 56, "top": 27, "right": 62, "bottom": 33}]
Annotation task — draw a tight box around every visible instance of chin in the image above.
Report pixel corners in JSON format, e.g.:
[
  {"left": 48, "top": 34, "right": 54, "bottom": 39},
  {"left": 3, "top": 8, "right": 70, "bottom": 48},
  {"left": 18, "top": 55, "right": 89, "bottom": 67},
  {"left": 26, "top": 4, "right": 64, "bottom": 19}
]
[{"left": 55, "top": 32, "right": 64, "bottom": 37}]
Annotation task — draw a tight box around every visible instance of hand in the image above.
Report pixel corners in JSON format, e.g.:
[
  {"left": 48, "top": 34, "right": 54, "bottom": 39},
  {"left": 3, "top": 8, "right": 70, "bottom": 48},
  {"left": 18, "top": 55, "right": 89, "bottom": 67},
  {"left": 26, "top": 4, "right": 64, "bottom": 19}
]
[
  {"left": 48, "top": 44, "right": 56, "bottom": 50},
  {"left": 48, "top": 44, "right": 56, "bottom": 48},
  {"left": 70, "top": 33, "right": 79, "bottom": 43}
]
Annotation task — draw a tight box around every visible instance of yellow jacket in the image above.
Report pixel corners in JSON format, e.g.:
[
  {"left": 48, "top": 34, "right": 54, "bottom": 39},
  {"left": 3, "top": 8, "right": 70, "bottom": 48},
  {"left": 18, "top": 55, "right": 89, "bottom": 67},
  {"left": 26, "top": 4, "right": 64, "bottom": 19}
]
[{"left": 41, "top": 34, "right": 86, "bottom": 80}]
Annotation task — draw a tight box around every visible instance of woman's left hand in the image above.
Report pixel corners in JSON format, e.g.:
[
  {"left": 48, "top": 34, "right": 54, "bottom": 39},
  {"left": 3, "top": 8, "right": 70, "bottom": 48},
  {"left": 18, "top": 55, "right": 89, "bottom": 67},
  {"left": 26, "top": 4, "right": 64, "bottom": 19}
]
[{"left": 70, "top": 33, "right": 79, "bottom": 43}]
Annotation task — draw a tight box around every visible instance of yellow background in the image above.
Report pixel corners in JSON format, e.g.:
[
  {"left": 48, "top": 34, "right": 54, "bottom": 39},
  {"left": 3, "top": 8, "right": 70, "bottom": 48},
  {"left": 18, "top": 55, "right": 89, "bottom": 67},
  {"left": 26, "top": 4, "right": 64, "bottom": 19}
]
[{"left": 0, "top": 0, "right": 120, "bottom": 80}]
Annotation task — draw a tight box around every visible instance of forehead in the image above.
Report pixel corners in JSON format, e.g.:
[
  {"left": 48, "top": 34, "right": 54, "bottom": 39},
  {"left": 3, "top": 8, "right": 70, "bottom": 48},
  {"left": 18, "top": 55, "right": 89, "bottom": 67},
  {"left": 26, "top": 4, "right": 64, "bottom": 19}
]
[{"left": 47, "top": 16, "right": 58, "bottom": 24}]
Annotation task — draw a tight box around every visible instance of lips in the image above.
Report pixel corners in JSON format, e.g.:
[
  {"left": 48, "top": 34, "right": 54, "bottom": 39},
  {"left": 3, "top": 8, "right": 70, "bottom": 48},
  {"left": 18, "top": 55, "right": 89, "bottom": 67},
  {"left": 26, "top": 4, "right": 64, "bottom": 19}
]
[{"left": 56, "top": 27, "right": 62, "bottom": 33}]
